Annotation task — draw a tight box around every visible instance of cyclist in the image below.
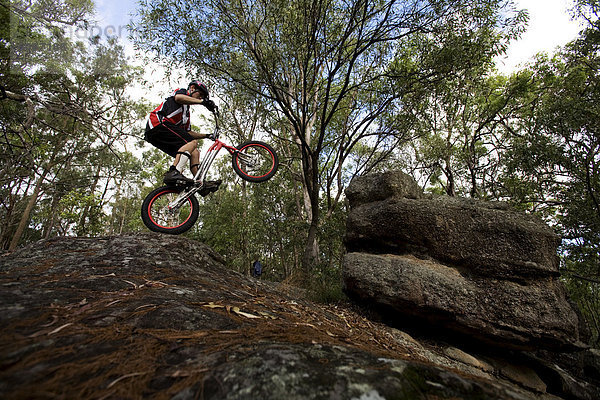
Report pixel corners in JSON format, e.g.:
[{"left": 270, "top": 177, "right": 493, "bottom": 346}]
[{"left": 145, "top": 80, "right": 221, "bottom": 193}]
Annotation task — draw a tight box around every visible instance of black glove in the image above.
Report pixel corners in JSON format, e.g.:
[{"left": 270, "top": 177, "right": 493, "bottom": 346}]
[{"left": 202, "top": 99, "right": 216, "bottom": 112}]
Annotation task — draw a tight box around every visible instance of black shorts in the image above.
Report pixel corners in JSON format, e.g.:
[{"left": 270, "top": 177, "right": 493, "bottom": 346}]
[{"left": 145, "top": 122, "right": 194, "bottom": 157}]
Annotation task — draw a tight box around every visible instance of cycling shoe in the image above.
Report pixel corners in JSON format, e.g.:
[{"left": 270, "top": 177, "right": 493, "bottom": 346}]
[
  {"left": 199, "top": 179, "right": 222, "bottom": 197},
  {"left": 163, "top": 168, "right": 195, "bottom": 187}
]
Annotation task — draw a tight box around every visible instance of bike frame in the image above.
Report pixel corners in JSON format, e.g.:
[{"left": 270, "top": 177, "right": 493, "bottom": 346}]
[
  {"left": 192, "top": 139, "right": 238, "bottom": 184},
  {"left": 166, "top": 111, "right": 250, "bottom": 211}
]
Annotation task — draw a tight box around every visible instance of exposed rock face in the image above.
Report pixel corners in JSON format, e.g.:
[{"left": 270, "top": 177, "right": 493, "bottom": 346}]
[
  {"left": 344, "top": 252, "right": 577, "bottom": 350},
  {"left": 343, "top": 171, "right": 600, "bottom": 399},
  {"left": 345, "top": 185, "right": 560, "bottom": 280},
  {"left": 345, "top": 170, "right": 425, "bottom": 207},
  {"left": 3, "top": 233, "right": 579, "bottom": 400},
  {"left": 343, "top": 170, "right": 579, "bottom": 350}
]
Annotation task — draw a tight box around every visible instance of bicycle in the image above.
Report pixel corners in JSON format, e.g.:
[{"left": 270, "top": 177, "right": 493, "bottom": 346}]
[{"left": 141, "top": 109, "right": 278, "bottom": 234}]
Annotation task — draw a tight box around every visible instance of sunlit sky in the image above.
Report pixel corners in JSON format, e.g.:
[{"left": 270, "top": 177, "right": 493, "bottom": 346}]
[
  {"left": 496, "top": 0, "right": 583, "bottom": 72},
  {"left": 91, "top": 0, "right": 584, "bottom": 98}
]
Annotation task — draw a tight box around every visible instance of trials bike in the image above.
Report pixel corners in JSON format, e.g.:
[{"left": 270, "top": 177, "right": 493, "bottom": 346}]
[{"left": 141, "top": 110, "right": 278, "bottom": 234}]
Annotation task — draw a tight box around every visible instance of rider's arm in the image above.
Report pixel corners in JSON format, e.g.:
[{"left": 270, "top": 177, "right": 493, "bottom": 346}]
[{"left": 174, "top": 93, "right": 206, "bottom": 105}]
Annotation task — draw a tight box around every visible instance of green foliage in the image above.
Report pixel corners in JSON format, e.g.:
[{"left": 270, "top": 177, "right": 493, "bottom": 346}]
[
  {"left": 133, "top": 0, "right": 525, "bottom": 275},
  {"left": 185, "top": 144, "right": 348, "bottom": 303},
  {"left": 306, "top": 261, "right": 346, "bottom": 304},
  {"left": 58, "top": 190, "right": 102, "bottom": 233},
  {"left": 0, "top": 0, "right": 147, "bottom": 248},
  {"left": 191, "top": 150, "right": 309, "bottom": 278},
  {"left": 308, "top": 201, "right": 348, "bottom": 303},
  {"left": 493, "top": 9, "right": 600, "bottom": 346}
]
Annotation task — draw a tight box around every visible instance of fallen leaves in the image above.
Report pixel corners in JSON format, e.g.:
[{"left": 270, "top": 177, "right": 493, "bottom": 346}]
[
  {"left": 89, "top": 273, "right": 116, "bottom": 279},
  {"left": 232, "top": 307, "right": 260, "bottom": 319},
  {"left": 123, "top": 279, "right": 169, "bottom": 290},
  {"left": 201, "top": 302, "right": 276, "bottom": 320},
  {"left": 257, "top": 311, "right": 278, "bottom": 320},
  {"left": 107, "top": 372, "right": 150, "bottom": 389},
  {"left": 28, "top": 322, "right": 73, "bottom": 338},
  {"left": 40, "top": 315, "right": 59, "bottom": 328},
  {"left": 48, "top": 323, "right": 73, "bottom": 335},
  {"left": 170, "top": 368, "right": 208, "bottom": 378},
  {"left": 202, "top": 302, "right": 224, "bottom": 309},
  {"left": 146, "top": 330, "right": 209, "bottom": 340}
]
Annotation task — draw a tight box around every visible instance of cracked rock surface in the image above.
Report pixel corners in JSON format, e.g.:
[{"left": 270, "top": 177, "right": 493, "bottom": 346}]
[{"left": 1, "top": 233, "right": 598, "bottom": 399}]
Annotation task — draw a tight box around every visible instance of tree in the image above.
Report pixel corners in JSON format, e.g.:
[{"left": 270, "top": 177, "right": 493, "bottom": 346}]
[
  {"left": 493, "top": 1, "right": 600, "bottom": 344},
  {"left": 395, "top": 70, "right": 536, "bottom": 198},
  {"left": 134, "top": 0, "right": 525, "bottom": 274},
  {"left": 1, "top": 0, "right": 146, "bottom": 249}
]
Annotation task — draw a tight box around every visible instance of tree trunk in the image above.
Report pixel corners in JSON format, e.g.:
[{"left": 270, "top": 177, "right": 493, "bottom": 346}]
[
  {"left": 78, "top": 163, "right": 103, "bottom": 235},
  {"left": 43, "top": 193, "right": 61, "bottom": 239},
  {"left": 118, "top": 200, "right": 127, "bottom": 235},
  {"left": 301, "top": 155, "right": 321, "bottom": 280},
  {"left": 9, "top": 170, "right": 48, "bottom": 251},
  {"left": 302, "top": 218, "right": 320, "bottom": 274},
  {"left": 0, "top": 179, "right": 23, "bottom": 249}
]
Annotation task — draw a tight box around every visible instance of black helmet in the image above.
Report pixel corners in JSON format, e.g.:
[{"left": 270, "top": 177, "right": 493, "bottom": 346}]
[{"left": 188, "top": 80, "right": 209, "bottom": 98}]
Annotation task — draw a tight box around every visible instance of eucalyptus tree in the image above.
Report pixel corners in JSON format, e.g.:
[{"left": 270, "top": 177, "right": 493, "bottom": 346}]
[
  {"left": 1, "top": 0, "right": 145, "bottom": 249},
  {"left": 1, "top": 0, "right": 93, "bottom": 167},
  {"left": 133, "top": 0, "right": 525, "bottom": 272},
  {"left": 395, "top": 69, "right": 537, "bottom": 198},
  {"left": 497, "top": 1, "right": 600, "bottom": 344},
  {"left": 1, "top": 0, "right": 92, "bottom": 248}
]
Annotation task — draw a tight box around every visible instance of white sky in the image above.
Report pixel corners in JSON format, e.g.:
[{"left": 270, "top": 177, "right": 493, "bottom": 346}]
[{"left": 496, "top": 0, "right": 583, "bottom": 72}]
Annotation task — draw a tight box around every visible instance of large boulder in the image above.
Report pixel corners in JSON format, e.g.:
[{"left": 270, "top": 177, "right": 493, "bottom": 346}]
[
  {"left": 345, "top": 174, "right": 560, "bottom": 279},
  {"left": 343, "top": 171, "right": 582, "bottom": 351},
  {"left": 343, "top": 252, "right": 579, "bottom": 350},
  {"left": 345, "top": 170, "right": 424, "bottom": 207}
]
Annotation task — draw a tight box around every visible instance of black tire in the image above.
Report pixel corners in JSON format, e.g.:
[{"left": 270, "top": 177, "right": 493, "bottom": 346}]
[
  {"left": 232, "top": 141, "right": 278, "bottom": 182},
  {"left": 141, "top": 186, "right": 199, "bottom": 234}
]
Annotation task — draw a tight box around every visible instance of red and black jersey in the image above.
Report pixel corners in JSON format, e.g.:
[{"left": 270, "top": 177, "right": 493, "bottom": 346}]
[{"left": 147, "top": 88, "right": 191, "bottom": 131}]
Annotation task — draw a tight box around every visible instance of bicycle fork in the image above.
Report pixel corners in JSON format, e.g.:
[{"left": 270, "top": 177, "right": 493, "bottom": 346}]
[
  {"left": 235, "top": 151, "right": 256, "bottom": 168},
  {"left": 166, "top": 186, "right": 198, "bottom": 211}
]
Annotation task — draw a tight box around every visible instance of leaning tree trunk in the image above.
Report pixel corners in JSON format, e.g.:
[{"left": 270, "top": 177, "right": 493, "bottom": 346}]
[{"left": 9, "top": 169, "right": 48, "bottom": 251}]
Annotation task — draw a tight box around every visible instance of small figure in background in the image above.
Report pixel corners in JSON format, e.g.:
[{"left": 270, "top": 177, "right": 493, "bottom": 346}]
[{"left": 252, "top": 259, "right": 262, "bottom": 279}]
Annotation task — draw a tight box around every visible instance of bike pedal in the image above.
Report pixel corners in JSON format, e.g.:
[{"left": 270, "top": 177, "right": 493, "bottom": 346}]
[{"left": 173, "top": 179, "right": 193, "bottom": 188}]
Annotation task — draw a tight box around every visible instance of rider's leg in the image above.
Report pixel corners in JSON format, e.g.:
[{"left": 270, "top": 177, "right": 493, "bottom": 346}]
[
  {"left": 163, "top": 140, "right": 198, "bottom": 185},
  {"left": 172, "top": 140, "right": 197, "bottom": 171},
  {"left": 175, "top": 151, "right": 191, "bottom": 172},
  {"left": 190, "top": 148, "right": 200, "bottom": 176}
]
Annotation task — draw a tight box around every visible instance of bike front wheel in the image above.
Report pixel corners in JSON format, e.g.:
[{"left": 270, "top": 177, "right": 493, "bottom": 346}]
[
  {"left": 232, "top": 141, "right": 279, "bottom": 182},
  {"left": 141, "top": 186, "right": 199, "bottom": 234}
]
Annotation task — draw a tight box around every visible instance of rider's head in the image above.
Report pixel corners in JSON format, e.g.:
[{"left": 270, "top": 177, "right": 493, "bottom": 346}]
[{"left": 188, "top": 80, "right": 209, "bottom": 99}]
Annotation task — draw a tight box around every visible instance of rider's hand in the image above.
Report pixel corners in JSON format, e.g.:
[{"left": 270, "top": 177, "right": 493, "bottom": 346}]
[
  {"left": 202, "top": 99, "right": 216, "bottom": 112},
  {"left": 207, "top": 133, "right": 216, "bottom": 140}
]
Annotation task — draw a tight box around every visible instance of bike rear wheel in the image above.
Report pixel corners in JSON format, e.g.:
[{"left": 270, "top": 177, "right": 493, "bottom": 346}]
[
  {"left": 232, "top": 140, "right": 278, "bottom": 182},
  {"left": 141, "top": 186, "right": 199, "bottom": 234}
]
